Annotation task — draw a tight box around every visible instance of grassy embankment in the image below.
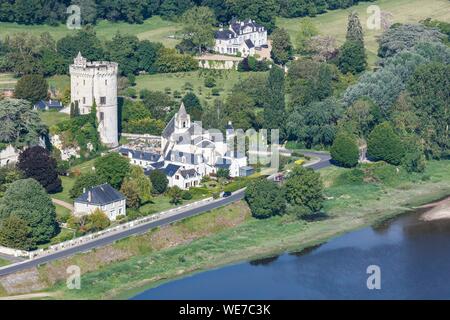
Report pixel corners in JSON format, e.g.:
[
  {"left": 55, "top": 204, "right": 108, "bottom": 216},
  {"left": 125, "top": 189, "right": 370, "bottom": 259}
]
[
  {"left": 1, "top": 160, "right": 448, "bottom": 299},
  {"left": 277, "top": 0, "right": 450, "bottom": 66},
  {"left": 0, "top": 258, "right": 10, "bottom": 267}
]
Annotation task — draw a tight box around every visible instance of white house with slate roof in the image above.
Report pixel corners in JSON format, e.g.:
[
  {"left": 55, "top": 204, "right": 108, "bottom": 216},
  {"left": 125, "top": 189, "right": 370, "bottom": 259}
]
[
  {"left": 141, "top": 103, "right": 248, "bottom": 189},
  {"left": 74, "top": 183, "right": 126, "bottom": 221},
  {"left": 119, "top": 147, "right": 163, "bottom": 168},
  {"left": 214, "top": 18, "right": 267, "bottom": 57}
]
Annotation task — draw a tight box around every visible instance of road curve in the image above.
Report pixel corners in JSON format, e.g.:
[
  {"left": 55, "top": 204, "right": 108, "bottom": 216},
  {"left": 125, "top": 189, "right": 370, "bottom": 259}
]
[{"left": 0, "top": 151, "right": 331, "bottom": 276}]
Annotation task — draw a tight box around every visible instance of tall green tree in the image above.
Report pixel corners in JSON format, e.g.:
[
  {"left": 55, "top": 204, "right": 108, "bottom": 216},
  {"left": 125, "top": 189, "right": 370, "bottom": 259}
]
[
  {"left": 264, "top": 65, "right": 286, "bottom": 139},
  {"left": 149, "top": 170, "right": 168, "bottom": 194},
  {"left": 271, "top": 28, "right": 293, "bottom": 65},
  {"left": 0, "top": 178, "right": 58, "bottom": 247},
  {"left": 284, "top": 166, "right": 324, "bottom": 214},
  {"left": 94, "top": 153, "right": 130, "bottom": 189},
  {"left": 245, "top": 179, "right": 286, "bottom": 219},
  {"left": 407, "top": 62, "right": 450, "bottom": 159},
  {"left": 14, "top": 74, "right": 48, "bottom": 104},
  {"left": 181, "top": 6, "right": 216, "bottom": 55},
  {"left": 338, "top": 11, "right": 366, "bottom": 74},
  {"left": 346, "top": 11, "right": 364, "bottom": 43},
  {"left": 367, "top": 122, "right": 404, "bottom": 165},
  {"left": 182, "top": 92, "right": 203, "bottom": 121},
  {"left": 0, "top": 215, "right": 32, "bottom": 250},
  {"left": 330, "top": 131, "right": 360, "bottom": 168},
  {"left": 0, "top": 99, "right": 47, "bottom": 148}
]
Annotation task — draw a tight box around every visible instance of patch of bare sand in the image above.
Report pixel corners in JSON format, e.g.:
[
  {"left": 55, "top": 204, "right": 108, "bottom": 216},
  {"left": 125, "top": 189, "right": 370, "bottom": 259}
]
[{"left": 420, "top": 197, "right": 450, "bottom": 221}]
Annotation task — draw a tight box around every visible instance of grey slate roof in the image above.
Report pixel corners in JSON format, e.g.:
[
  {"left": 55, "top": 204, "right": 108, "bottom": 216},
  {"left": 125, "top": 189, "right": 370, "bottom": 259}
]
[
  {"left": 215, "top": 19, "right": 264, "bottom": 40},
  {"left": 34, "top": 100, "right": 63, "bottom": 110},
  {"left": 244, "top": 39, "right": 254, "bottom": 49},
  {"left": 162, "top": 116, "right": 175, "bottom": 138},
  {"left": 215, "top": 29, "right": 235, "bottom": 40},
  {"left": 119, "top": 147, "right": 161, "bottom": 162},
  {"left": 166, "top": 150, "right": 201, "bottom": 165},
  {"left": 230, "top": 19, "right": 264, "bottom": 35},
  {"left": 163, "top": 164, "right": 181, "bottom": 177},
  {"left": 180, "top": 169, "right": 198, "bottom": 179},
  {"left": 75, "top": 183, "right": 125, "bottom": 205}
]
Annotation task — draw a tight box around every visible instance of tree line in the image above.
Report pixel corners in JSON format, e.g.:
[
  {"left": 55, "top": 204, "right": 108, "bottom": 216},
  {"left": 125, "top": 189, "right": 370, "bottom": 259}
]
[{"left": 0, "top": 0, "right": 374, "bottom": 30}]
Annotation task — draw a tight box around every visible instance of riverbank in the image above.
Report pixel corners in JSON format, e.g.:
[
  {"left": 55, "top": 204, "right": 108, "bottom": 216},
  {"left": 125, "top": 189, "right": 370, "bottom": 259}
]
[
  {"left": 1, "top": 160, "right": 449, "bottom": 299},
  {"left": 420, "top": 197, "right": 450, "bottom": 221}
]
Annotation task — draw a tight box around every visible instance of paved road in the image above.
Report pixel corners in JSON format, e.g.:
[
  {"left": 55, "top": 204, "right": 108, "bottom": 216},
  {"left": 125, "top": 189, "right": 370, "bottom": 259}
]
[{"left": 0, "top": 151, "right": 331, "bottom": 277}]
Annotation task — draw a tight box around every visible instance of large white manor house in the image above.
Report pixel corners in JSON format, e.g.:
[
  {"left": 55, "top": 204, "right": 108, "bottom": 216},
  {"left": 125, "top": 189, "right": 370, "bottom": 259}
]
[
  {"left": 214, "top": 18, "right": 268, "bottom": 57},
  {"left": 70, "top": 52, "right": 119, "bottom": 147}
]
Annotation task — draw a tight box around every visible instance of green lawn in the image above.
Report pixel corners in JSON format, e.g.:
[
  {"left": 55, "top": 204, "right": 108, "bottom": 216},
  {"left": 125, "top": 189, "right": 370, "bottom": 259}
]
[
  {"left": 0, "top": 258, "right": 10, "bottom": 267},
  {"left": 276, "top": 0, "right": 450, "bottom": 66},
  {"left": 39, "top": 111, "right": 69, "bottom": 127},
  {"left": 52, "top": 158, "right": 97, "bottom": 203},
  {"left": 0, "top": 16, "right": 182, "bottom": 48},
  {"left": 0, "top": 73, "right": 16, "bottom": 89},
  {"left": 135, "top": 70, "right": 266, "bottom": 101}
]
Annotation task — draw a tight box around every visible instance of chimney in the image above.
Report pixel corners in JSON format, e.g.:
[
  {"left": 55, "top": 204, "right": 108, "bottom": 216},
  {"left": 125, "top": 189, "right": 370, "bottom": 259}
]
[
  {"left": 88, "top": 191, "right": 92, "bottom": 202},
  {"left": 83, "top": 187, "right": 86, "bottom": 193}
]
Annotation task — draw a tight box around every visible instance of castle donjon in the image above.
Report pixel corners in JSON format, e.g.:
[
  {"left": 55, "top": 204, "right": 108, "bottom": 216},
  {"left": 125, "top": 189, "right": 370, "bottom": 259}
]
[{"left": 70, "top": 52, "right": 119, "bottom": 147}]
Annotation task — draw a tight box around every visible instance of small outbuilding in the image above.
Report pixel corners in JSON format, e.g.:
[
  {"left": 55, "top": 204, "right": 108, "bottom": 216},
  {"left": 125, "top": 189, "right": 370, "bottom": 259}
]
[
  {"left": 239, "top": 166, "right": 255, "bottom": 177},
  {"left": 74, "top": 183, "right": 126, "bottom": 221},
  {"left": 33, "top": 99, "right": 64, "bottom": 111}
]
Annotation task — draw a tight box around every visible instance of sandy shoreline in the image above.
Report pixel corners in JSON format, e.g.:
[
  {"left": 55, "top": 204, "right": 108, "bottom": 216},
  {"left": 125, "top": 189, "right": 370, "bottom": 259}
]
[{"left": 420, "top": 196, "right": 450, "bottom": 221}]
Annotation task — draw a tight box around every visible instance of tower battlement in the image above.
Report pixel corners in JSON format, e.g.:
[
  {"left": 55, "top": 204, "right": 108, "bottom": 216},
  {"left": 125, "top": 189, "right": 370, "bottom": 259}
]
[{"left": 70, "top": 52, "right": 119, "bottom": 148}]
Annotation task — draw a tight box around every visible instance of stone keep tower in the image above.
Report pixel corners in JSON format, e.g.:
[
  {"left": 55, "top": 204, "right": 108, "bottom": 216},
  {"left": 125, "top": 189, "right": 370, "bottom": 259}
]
[{"left": 70, "top": 52, "right": 119, "bottom": 147}]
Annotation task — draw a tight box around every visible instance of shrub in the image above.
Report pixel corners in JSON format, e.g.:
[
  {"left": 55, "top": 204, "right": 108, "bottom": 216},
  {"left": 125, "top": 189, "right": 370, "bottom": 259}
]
[
  {"left": 182, "top": 191, "right": 193, "bottom": 200},
  {"left": 245, "top": 179, "right": 286, "bottom": 219},
  {"left": 330, "top": 131, "right": 359, "bottom": 167},
  {"left": 367, "top": 122, "right": 404, "bottom": 165},
  {"left": 149, "top": 170, "right": 168, "bottom": 194}
]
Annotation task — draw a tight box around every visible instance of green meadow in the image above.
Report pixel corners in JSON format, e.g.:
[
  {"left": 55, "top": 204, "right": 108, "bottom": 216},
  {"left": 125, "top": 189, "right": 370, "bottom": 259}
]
[
  {"left": 0, "top": 16, "right": 182, "bottom": 48},
  {"left": 277, "top": 0, "right": 450, "bottom": 66}
]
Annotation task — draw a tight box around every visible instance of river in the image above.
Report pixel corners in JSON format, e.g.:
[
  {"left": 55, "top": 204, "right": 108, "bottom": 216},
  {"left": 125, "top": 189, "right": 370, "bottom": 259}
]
[{"left": 132, "top": 207, "right": 450, "bottom": 299}]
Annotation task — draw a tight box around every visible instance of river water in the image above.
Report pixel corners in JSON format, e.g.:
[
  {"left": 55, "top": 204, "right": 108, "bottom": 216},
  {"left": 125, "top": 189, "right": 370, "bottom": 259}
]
[{"left": 133, "top": 208, "right": 450, "bottom": 299}]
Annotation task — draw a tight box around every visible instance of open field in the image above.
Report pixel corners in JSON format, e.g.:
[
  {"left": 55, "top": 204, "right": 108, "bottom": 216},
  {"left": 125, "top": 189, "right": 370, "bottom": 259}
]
[
  {"left": 135, "top": 70, "right": 266, "bottom": 101},
  {"left": 0, "top": 16, "right": 182, "bottom": 48},
  {"left": 2, "top": 160, "right": 448, "bottom": 299},
  {"left": 0, "top": 73, "right": 16, "bottom": 89},
  {"left": 276, "top": 0, "right": 450, "bottom": 66}
]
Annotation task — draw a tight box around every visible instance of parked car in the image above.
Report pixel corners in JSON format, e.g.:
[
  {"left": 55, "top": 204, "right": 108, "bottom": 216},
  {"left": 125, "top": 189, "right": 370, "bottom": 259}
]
[{"left": 222, "top": 191, "right": 232, "bottom": 198}]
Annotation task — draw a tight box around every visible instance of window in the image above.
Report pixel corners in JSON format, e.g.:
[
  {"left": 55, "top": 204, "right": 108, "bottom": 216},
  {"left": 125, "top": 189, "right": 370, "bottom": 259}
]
[
  {"left": 100, "top": 97, "right": 106, "bottom": 105},
  {"left": 82, "top": 97, "right": 86, "bottom": 104},
  {"left": 83, "top": 80, "right": 85, "bottom": 85},
  {"left": 100, "top": 112, "right": 104, "bottom": 121},
  {"left": 175, "top": 175, "right": 179, "bottom": 180},
  {"left": 119, "top": 208, "right": 122, "bottom": 214},
  {"left": 105, "top": 79, "right": 107, "bottom": 85}
]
